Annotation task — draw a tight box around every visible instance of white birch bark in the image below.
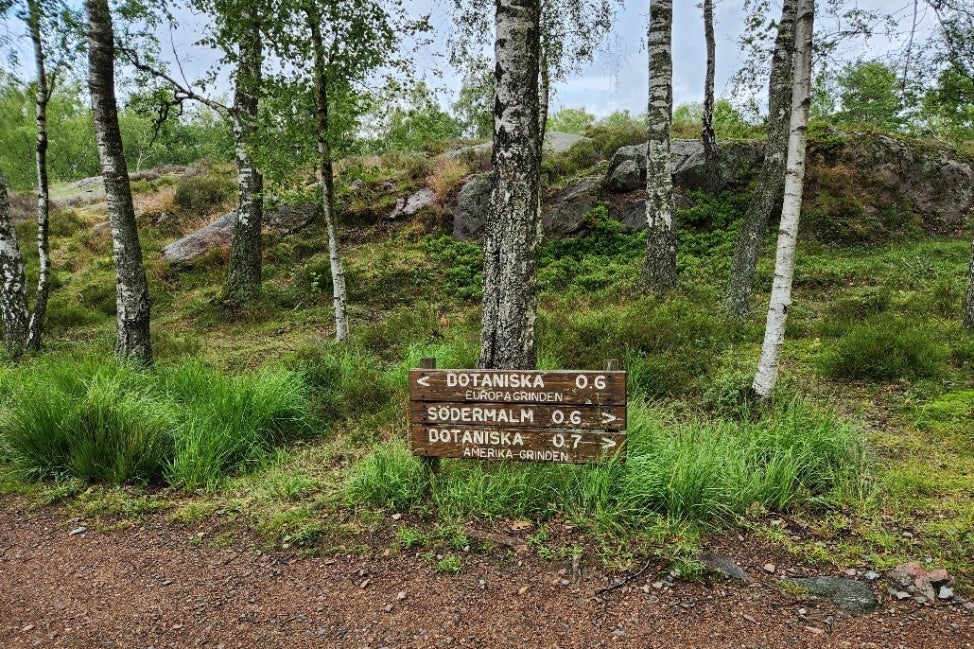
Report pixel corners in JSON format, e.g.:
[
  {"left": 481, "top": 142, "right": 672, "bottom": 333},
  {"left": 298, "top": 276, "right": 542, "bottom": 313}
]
[
  {"left": 0, "top": 170, "right": 30, "bottom": 360},
  {"left": 643, "top": 0, "right": 676, "bottom": 292},
  {"left": 752, "top": 0, "right": 814, "bottom": 400},
  {"left": 307, "top": 8, "right": 349, "bottom": 342},
  {"left": 87, "top": 0, "right": 152, "bottom": 365},
  {"left": 701, "top": 0, "right": 718, "bottom": 169},
  {"left": 26, "top": 0, "right": 51, "bottom": 351},
  {"left": 479, "top": 0, "right": 542, "bottom": 370}
]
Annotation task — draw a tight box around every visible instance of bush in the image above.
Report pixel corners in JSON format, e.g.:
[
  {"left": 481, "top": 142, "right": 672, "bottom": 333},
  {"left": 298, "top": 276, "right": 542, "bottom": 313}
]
[
  {"left": 818, "top": 318, "right": 945, "bottom": 381},
  {"left": 172, "top": 172, "right": 236, "bottom": 214}
]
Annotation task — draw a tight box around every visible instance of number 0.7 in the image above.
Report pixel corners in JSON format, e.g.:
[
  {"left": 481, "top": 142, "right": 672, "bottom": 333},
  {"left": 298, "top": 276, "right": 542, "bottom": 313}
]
[
  {"left": 551, "top": 433, "right": 583, "bottom": 449},
  {"left": 575, "top": 374, "right": 607, "bottom": 389}
]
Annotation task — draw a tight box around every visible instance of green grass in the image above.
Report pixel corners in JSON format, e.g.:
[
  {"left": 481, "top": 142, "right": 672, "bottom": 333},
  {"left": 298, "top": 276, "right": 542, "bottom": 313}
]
[
  {"left": 0, "top": 355, "right": 315, "bottom": 489},
  {"left": 348, "top": 399, "right": 867, "bottom": 527}
]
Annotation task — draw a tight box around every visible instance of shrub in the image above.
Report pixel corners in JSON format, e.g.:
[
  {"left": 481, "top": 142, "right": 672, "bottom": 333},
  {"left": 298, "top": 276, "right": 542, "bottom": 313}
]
[
  {"left": 818, "top": 318, "right": 945, "bottom": 381},
  {"left": 172, "top": 172, "right": 236, "bottom": 214}
]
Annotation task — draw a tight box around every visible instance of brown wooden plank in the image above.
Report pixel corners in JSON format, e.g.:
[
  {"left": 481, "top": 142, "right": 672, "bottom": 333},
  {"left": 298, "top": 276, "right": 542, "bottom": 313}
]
[
  {"left": 409, "top": 401, "right": 626, "bottom": 431},
  {"left": 409, "top": 425, "right": 626, "bottom": 464},
  {"left": 408, "top": 369, "right": 626, "bottom": 405}
]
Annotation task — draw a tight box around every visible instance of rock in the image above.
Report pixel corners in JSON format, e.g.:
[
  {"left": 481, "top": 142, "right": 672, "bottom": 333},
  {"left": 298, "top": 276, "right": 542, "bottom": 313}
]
[
  {"left": 938, "top": 586, "right": 954, "bottom": 600},
  {"left": 865, "top": 571, "right": 880, "bottom": 581},
  {"left": 517, "top": 586, "right": 529, "bottom": 595},
  {"left": 544, "top": 131, "right": 592, "bottom": 155},
  {"left": 451, "top": 174, "right": 491, "bottom": 242},
  {"left": 349, "top": 179, "right": 364, "bottom": 191},
  {"left": 605, "top": 139, "right": 766, "bottom": 193},
  {"left": 607, "top": 160, "right": 641, "bottom": 193},
  {"left": 542, "top": 176, "right": 603, "bottom": 236},
  {"left": 389, "top": 188, "right": 436, "bottom": 220},
  {"left": 699, "top": 552, "right": 752, "bottom": 584},
  {"left": 785, "top": 577, "right": 878, "bottom": 615},
  {"left": 763, "top": 563, "right": 776, "bottom": 574},
  {"left": 69, "top": 527, "right": 87, "bottom": 536},
  {"left": 91, "top": 222, "right": 111, "bottom": 236},
  {"left": 161, "top": 204, "right": 315, "bottom": 263},
  {"left": 809, "top": 131, "right": 974, "bottom": 232},
  {"left": 397, "top": 591, "right": 407, "bottom": 601},
  {"left": 888, "top": 562, "right": 952, "bottom": 602}
]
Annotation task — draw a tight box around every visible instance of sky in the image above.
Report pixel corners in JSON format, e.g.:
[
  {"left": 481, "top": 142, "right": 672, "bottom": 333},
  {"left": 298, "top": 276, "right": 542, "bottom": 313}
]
[{"left": 2, "top": 0, "right": 934, "bottom": 119}]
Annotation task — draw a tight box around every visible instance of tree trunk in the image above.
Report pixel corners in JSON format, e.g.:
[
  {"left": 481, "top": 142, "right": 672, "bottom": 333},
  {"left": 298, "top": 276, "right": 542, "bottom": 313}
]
[
  {"left": 87, "top": 0, "right": 152, "bottom": 365},
  {"left": 225, "top": 23, "right": 264, "bottom": 308},
  {"left": 725, "top": 0, "right": 797, "bottom": 318},
  {"left": 751, "top": 0, "right": 814, "bottom": 401},
  {"left": 538, "top": 46, "right": 550, "bottom": 151},
  {"left": 308, "top": 9, "right": 349, "bottom": 342},
  {"left": 701, "top": 0, "right": 718, "bottom": 171},
  {"left": 26, "top": 0, "right": 51, "bottom": 352},
  {"left": 643, "top": 0, "right": 676, "bottom": 293},
  {"left": 0, "top": 170, "right": 30, "bottom": 360},
  {"left": 479, "top": 0, "right": 542, "bottom": 370},
  {"left": 965, "top": 237, "right": 974, "bottom": 330}
]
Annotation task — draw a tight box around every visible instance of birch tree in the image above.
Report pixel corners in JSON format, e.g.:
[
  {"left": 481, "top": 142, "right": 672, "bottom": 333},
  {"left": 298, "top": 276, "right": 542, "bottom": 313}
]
[
  {"left": 725, "top": 0, "right": 797, "bottom": 318},
  {"left": 224, "top": 11, "right": 264, "bottom": 307},
  {"left": 479, "top": 0, "right": 542, "bottom": 370},
  {"left": 0, "top": 169, "right": 30, "bottom": 360},
  {"left": 87, "top": 0, "right": 152, "bottom": 365},
  {"left": 701, "top": 0, "right": 718, "bottom": 171},
  {"left": 24, "top": 0, "right": 54, "bottom": 350},
  {"left": 643, "top": 0, "right": 676, "bottom": 293},
  {"left": 751, "top": 0, "right": 814, "bottom": 400}
]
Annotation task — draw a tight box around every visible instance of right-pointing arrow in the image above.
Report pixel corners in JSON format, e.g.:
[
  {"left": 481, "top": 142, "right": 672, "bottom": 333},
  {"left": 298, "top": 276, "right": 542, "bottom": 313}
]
[
  {"left": 601, "top": 437, "right": 617, "bottom": 449},
  {"left": 600, "top": 412, "right": 618, "bottom": 425}
]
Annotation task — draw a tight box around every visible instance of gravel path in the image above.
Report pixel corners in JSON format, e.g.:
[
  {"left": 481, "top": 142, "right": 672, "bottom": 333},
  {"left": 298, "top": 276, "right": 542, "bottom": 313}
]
[{"left": 1, "top": 500, "right": 971, "bottom": 649}]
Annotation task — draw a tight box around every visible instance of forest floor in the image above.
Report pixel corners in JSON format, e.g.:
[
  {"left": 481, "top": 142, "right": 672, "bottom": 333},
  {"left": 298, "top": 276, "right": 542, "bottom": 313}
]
[{"left": 1, "top": 496, "right": 972, "bottom": 649}]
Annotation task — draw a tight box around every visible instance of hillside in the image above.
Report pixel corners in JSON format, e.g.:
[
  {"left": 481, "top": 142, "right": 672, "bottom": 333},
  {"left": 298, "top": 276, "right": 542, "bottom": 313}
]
[{"left": 1, "top": 128, "right": 973, "bottom": 645}]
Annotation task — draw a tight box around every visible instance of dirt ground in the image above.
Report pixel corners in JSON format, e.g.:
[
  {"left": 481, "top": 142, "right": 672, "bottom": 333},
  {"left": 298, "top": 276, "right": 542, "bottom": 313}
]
[{"left": 1, "top": 498, "right": 971, "bottom": 649}]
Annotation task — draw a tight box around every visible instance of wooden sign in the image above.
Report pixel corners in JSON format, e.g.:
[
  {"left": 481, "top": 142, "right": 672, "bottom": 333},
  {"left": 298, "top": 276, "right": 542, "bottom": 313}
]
[{"left": 408, "top": 364, "right": 626, "bottom": 464}]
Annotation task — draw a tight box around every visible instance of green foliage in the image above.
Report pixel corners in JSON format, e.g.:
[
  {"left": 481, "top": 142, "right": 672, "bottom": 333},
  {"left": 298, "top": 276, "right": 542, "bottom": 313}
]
[
  {"left": 672, "top": 101, "right": 758, "bottom": 140},
  {"left": 547, "top": 106, "right": 596, "bottom": 134},
  {"left": 378, "top": 83, "right": 462, "bottom": 154},
  {"left": 423, "top": 236, "right": 484, "bottom": 301},
  {"left": 837, "top": 61, "right": 905, "bottom": 131},
  {"left": 0, "top": 356, "right": 315, "bottom": 489},
  {"left": 172, "top": 170, "right": 236, "bottom": 214},
  {"left": 451, "top": 61, "right": 493, "bottom": 140},
  {"left": 818, "top": 318, "right": 946, "bottom": 382},
  {"left": 583, "top": 110, "right": 646, "bottom": 159}
]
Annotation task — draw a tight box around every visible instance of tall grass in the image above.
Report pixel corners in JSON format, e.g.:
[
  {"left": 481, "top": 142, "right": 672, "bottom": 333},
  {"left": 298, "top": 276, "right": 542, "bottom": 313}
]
[
  {"left": 347, "top": 399, "right": 867, "bottom": 527},
  {"left": 0, "top": 356, "right": 315, "bottom": 489}
]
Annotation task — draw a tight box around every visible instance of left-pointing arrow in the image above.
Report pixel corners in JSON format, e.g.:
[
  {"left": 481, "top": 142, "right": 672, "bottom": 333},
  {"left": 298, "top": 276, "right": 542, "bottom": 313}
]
[{"left": 416, "top": 375, "right": 431, "bottom": 387}]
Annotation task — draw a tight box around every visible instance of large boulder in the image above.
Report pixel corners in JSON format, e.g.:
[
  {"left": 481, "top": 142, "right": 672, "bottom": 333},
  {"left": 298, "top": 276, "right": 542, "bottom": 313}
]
[
  {"left": 441, "top": 131, "right": 593, "bottom": 162},
  {"left": 543, "top": 176, "right": 603, "bottom": 235},
  {"left": 452, "top": 174, "right": 492, "bottom": 242},
  {"left": 807, "top": 132, "right": 974, "bottom": 233},
  {"left": 161, "top": 204, "right": 315, "bottom": 263},
  {"left": 606, "top": 139, "right": 765, "bottom": 192}
]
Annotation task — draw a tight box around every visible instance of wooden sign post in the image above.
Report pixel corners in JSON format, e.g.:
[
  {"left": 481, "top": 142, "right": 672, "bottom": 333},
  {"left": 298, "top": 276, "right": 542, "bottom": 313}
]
[{"left": 408, "top": 359, "right": 626, "bottom": 464}]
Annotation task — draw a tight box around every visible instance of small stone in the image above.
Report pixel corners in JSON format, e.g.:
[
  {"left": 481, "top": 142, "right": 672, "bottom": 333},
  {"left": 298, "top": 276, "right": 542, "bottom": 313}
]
[
  {"left": 559, "top": 579, "right": 570, "bottom": 586},
  {"left": 902, "top": 531, "right": 914, "bottom": 539},
  {"left": 397, "top": 591, "right": 407, "bottom": 601},
  {"left": 844, "top": 568, "right": 857, "bottom": 577},
  {"left": 938, "top": 586, "right": 954, "bottom": 600},
  {"left": 865, "top": 571, "right": 880, "bottom": 581},
  {"left": 359, "top": 579, "right": 370, "bottom": 589},
  {"left": 913, "top": 595, "right": 929, "bottom": 604},
  {"left": 517, "top": 586, "right": 529, "bottom": 595},
  {"left": 21, "top": 625, "right": 34, "bottom": 632},
  {"left": 763, "top": 563, "right": 776, "bottom": 574},
  {"left": 69, "top": 527, "right": 87, "bottom": 536},
  {"left": 797, "top": 608, "right": 808, "bottom": 616},
  {"left": 384, "top": 604, "right": 394, "bottom": 613},
  {"left": 893, "top": 590, "right": 911, "bottom": 601},
  {"left": 964, "top": 602, "right": 974, "bottom": 612},
  {"left": 478, "top": 579, "right": 487, "bottom": 590},
  {"left": 611, "top": 629, "right": 626, "bottom": 638},
  {"left": 391, "top": 513, "right": 402, "bottom": 521},
  {"left": 652, "top": 581, "right": 664, "bottom": 590},
  {"left": 742, "top": 614, "right": 757, "bottom": 624}
]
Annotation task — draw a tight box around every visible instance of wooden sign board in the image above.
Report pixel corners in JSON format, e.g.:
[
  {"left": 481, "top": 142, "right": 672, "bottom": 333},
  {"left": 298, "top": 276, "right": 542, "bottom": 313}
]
[{"left": 408, "top": 368, "right": 626, "bottom": 464}]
